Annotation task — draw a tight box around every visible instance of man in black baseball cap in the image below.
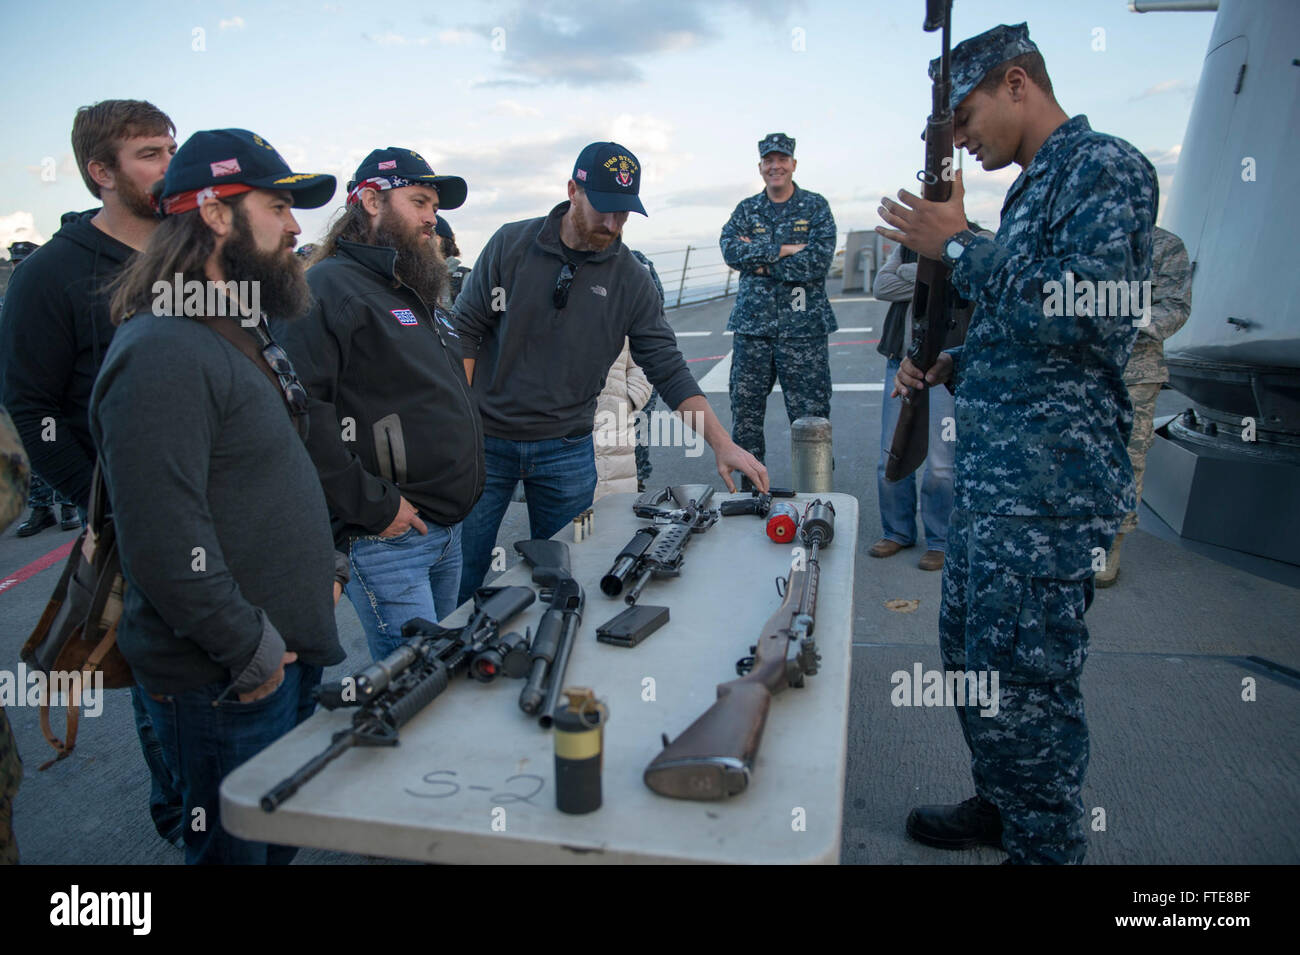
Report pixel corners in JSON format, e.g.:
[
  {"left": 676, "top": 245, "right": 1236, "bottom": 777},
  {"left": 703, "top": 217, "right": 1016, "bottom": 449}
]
[
  {"left": 154, "top": 127, "right": 335, "bottom": 215},
  {"left": 572, "top": 142, "right": 647, "bottom": 216},
  {"left": 346, "top": 147, "right": 467, "bottom": 210},
  {"left": 452, "top": 140, "right": 769, "bottom": 607},
  {"left": 91, "top": 128, "right": 346, "bottom": 863},
  {"left": 274, "top": 147, "right": 483, "bottom": 661}
]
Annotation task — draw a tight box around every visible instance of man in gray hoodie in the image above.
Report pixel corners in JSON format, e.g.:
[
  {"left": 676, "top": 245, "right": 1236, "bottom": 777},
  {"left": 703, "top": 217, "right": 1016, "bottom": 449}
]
[{"left": 454, "top": 142, "right": 768, "bottom": 605}]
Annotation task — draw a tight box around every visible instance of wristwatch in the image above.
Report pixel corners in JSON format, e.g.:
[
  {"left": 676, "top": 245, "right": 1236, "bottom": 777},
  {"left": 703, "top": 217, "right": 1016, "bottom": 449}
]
[{"left": 941, "top": 229, "right": 978, "bottom": 267}]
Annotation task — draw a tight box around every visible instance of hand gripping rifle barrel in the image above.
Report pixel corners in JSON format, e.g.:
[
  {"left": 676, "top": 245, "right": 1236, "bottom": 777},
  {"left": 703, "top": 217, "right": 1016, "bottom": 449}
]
[
  {"left": 885, "top": 0, "right": 954, "bottom": 482},
  {"left": 260, "top": 585, "right": 536, "bottom": 811},
  {"left": 643, "top": 500, "right": 835, "bottom": 800}
]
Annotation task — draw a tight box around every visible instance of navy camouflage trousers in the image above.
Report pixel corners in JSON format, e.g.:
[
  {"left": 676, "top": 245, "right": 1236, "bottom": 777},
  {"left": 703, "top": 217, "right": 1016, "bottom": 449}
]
[
  {"left": 939, "top": 507, "right": 1119, "bottom": 864},
  {"left": 728, "top": 333, "right": 831, "bottom": 464}
]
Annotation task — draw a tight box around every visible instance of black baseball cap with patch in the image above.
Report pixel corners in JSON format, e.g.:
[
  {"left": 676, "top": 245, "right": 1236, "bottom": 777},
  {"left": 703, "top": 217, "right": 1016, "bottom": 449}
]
[
  {"left": 572, "top": 142, "right": 647, "bottom": 216},
  {"left": 158, "top": 128, "right": 336, "bottom": 215},
  {"left": 348, "top": 147, "right": 467, "bottom": 210}
]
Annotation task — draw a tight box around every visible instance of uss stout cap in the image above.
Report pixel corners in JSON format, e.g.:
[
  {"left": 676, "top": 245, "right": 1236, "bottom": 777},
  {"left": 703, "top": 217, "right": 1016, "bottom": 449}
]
[{"left": 572, "top": 142, "right": 647, "bottom": 216}]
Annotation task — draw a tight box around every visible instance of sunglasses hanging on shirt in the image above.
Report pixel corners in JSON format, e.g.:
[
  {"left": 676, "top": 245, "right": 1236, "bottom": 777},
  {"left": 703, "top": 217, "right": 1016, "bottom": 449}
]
[
  {"left": 553, "top": 263, "right": 576, "bottom": 310},
  {"left": 204, "top": 315, "right": 311, "bottom": 441}
]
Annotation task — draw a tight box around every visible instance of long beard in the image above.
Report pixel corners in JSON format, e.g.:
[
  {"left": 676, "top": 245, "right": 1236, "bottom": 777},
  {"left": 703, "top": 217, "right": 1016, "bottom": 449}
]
[
  {"left": 373, "top": 216, "right": 449, "bottom": 306},
  {"left": 220, "top": 211, "right": 311, "bottom": 319}
]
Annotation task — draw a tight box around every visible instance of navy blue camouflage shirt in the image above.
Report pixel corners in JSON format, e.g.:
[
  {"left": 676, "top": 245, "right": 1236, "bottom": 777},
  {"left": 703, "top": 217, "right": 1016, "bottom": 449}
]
[
  {"left": 720, "top": 184, "right": 838, "bottom": 337},
  {"left": 945, "top": 115, "right": 1158, "bottom": 518}
]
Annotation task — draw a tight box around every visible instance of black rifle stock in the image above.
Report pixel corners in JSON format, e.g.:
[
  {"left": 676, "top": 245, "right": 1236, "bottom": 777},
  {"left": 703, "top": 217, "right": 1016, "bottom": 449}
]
[
  {"left": 885, "top": 0, "right": 955, "bottom": 483},
  {"left": 644, "top": 501, "right": 834, "bottom": 800},
  {"left": 260, "top": 585, "right": 536, "bottom": 811}
]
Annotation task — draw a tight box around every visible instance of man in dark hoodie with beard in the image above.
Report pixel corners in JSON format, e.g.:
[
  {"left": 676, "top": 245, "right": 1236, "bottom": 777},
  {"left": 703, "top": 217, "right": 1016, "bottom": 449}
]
[
  {"left": 0, "top": 99, "right": 186, "bottom": 846},
  {"left": 275, "top": 148, "right": 483, "bottom": 661},
  {"left": 91, "top": 128, "right": 344, "bottom": 864}
]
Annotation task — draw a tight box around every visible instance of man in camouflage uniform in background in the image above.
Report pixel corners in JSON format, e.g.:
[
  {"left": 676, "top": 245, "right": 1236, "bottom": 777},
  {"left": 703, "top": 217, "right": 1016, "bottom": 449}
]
[
  {"left": 630, "top": 249, "right": 666, "bottom": 491},
  {"left": 1, "top": 406, "right": 31, "bottom": 863},
  {"left": 1096, "top": 226, "right": 1192, "bottom": 586},
  {"left": 880, "top": 23, "right": 1157, "bottom": 863},
  {"left": 720, "top": 133, "right": 837, "bottom": 480}
]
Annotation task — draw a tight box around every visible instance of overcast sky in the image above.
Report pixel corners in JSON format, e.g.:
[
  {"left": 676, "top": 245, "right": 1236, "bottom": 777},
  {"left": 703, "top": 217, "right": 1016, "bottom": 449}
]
[{"left": 0, "top": 0, "right": 1216, "bottom": 266}]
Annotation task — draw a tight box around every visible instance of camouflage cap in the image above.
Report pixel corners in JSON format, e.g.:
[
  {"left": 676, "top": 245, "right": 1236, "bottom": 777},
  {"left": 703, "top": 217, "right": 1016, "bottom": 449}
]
[
  {"left": 929, "top": 22, "right": 1039, "bottom": 113},
  {"left": 758, "top": 132, "right": 795, "bottom": 157}
]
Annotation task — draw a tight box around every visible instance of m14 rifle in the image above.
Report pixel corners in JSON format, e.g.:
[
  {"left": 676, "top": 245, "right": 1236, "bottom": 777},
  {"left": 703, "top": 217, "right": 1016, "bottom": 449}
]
[
  {"left": 260, "top": 585, "right": 536, "bottom": 811},
  {"left": 885, "top": 0, "right": 955, "bottom": 482},
  {"left": 600, "top": 484, "right": 719, "bottom": 606},
  {"left": 643, "top": 501, "right": 835, "bottom": 800}
]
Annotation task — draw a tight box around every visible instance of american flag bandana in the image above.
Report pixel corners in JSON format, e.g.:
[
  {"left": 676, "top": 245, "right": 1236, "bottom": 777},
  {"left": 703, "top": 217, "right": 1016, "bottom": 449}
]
[
  {"left": 158, "top": 182, "right": 254, "bottom": 216},
  {"left": 346, "top": 175, "right": 412, "bottom": 205}
]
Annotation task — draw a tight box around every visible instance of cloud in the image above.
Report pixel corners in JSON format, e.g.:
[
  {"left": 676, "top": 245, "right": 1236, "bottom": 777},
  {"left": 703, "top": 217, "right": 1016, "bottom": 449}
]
[
  {"left": 363, "top": 31, "right": 433, "bottom": 46},
  {"left": 439, "top": 28, "right": 476, "bottom": 45},
  {"left": 1145, "top": 143, "right": 1181, "bottom": 176},
  {"left": 219, "top": 16, "right": 245, "bottom": 31},
  {"left": 1130, "top": 79, "right": 1192, "bottom": 102},
  {"left": 658, "top": 183, "right": 756, "bottom": 210},
  {"left": 22, "top": 153, "right": 78, "bottom": 183},
  {"left": 0, "top": 212, "right": 45, "bottom": 256},
  {"left": 492, "top": 99, "right": 543, "bottom": 118},
  {"left": 465, "top": 0, "right": 719, "bottom": 88}
]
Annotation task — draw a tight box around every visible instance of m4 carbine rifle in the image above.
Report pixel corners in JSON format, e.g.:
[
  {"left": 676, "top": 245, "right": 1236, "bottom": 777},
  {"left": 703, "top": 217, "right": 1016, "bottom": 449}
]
[
  {"left": 643, "top": 500, "right": 835, "bottom": 800},
  {"left": 600, "top": 484, "right": 719, "bottom": 606},
  {"left": 885, "top": 0, "right": 955, "bottom": 482},
  {"left": 260, "top": 585, "right": 536, "bottom": 811}
]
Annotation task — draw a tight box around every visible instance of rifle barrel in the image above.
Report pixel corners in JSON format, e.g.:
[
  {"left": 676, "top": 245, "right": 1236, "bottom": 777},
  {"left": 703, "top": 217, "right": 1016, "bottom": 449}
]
[{"left": 261, "top": 733, "right": 356, "bottom": 812}]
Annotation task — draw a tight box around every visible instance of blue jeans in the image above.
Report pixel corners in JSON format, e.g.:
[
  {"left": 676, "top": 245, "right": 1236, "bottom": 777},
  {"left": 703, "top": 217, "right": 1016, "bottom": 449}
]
[
  {"left": 346, "top": 521, "right": 463, "bottom": 660},
  {"left": 140, "top": 662, "right": 323, "bottom": 865},
  {"left": 458, "top": 433, "right": 597, "bottom": 607},
  {"left": 878, "top": 356, "right": 956, "bottom": 551},
  {"left": 129, "top": 686, "right": 184, "bottom": 844}
]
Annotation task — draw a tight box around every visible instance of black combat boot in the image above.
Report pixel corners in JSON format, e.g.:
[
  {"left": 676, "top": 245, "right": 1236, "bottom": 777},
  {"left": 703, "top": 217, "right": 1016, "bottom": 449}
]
[
  {"left": 16, "top": 506, "right": 56, "bottom": 537},
  {"left": 60, "top": 503, "right": 81, "bottom": 531},
  {"left": 906, "top": 795, "right": 1003, "bottom": 850}
]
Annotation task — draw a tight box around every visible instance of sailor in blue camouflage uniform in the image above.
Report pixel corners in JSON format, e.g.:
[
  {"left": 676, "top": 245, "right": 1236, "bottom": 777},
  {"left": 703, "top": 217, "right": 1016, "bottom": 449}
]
[
  {"left": 878, "top": 23, "right": 1158, "bottom": 864},
  {"left": 630, "top": 249, "right": 666, "bottom": 489},
  {"left": 720, "top": 133, "right": 837, "bottom": 472}
]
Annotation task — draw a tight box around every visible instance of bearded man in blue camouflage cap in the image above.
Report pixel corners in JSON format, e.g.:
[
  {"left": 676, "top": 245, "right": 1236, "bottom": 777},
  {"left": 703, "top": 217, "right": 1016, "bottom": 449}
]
[{"left": 878, "top": 22, "right": 1157, "bottom": 864}]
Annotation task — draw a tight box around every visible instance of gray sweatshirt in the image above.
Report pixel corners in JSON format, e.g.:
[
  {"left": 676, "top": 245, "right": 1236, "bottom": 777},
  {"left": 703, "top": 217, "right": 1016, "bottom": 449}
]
[
  {"left": 89, "top": 314, "right": 344, "bottom": 695},
  {"left": 453, "top": 201, "right": 702, "bottom": 440}
]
